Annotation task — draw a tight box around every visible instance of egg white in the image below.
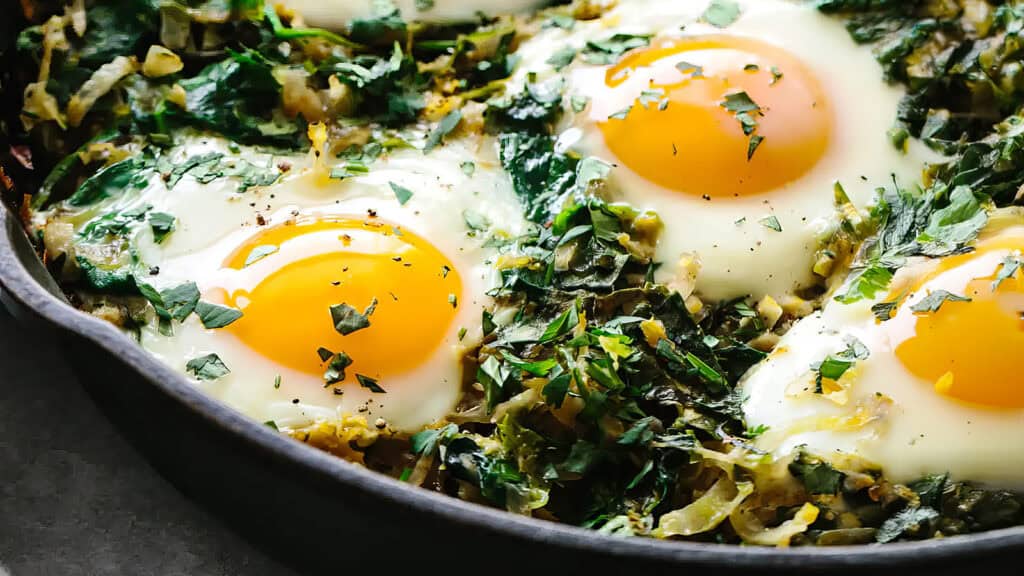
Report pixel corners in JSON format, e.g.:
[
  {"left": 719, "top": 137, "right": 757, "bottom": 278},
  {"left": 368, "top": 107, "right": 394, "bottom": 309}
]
[
  {"left": 63, "top": 133, "right": 528, "bottom": 433},
  {"left": 510, "top": 0, "right": 935, "bottom": 301},
  {"left": 742, "top": 220, "right": 1024, "bottom": 489}
]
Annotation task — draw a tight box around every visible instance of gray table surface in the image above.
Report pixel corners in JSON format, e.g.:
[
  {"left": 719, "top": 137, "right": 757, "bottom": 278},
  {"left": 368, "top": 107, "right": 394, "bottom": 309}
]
[{"left": 0, "top": 305, "right": 300, "bottom": 576}]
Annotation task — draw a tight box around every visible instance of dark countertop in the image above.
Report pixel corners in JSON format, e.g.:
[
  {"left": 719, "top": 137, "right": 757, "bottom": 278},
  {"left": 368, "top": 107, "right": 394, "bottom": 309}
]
[{"left": 0, "top": 304, "right": 299, "bottom": 576}]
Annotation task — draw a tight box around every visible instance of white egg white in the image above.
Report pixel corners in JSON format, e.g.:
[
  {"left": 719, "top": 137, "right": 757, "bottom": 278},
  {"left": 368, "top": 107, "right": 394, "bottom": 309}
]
[
  {"left": 63, "top": 133, "right": 528, "bottom": 433},
  {"left": 511, "top": 0, "right": 935, "bottom": 301},
  {"left": 742, "top": 221, "right": 1024, "bottom": 489}
]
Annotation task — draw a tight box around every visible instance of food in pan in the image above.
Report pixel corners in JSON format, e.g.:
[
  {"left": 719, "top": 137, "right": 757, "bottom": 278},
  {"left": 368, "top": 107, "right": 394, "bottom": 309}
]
[{"left": 6, "top": 0, "right": 1024, "bottom": 546}]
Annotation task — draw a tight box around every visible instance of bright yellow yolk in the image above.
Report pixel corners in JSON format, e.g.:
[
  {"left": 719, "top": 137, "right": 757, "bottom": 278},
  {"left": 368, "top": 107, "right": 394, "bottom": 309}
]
[
  {"left": 888, "top": 235, "right": 1024, "bottom": 409},
  {"left": 591, "top": 35, "right": 831, "bottom": 198},
  {"left": 208, "top": 218, "right": 461, "bottom": 386}
]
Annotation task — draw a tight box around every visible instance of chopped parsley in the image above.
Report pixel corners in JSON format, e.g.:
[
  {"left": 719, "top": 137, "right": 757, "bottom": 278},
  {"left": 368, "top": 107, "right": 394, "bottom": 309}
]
[
  {"left": 720, "top": 91, "right": 765, "bottom": 160},
  {"left": 244, "top": 245, "right": 278, "bottom": 267},
  {"left": 811, "top": 336, "right": 869, "bottom": 393},
  {"left": 186, "top": 353, "right": 230, "bottom": 381},
  {"left": 909, "top": 290, "right": 971, "bottom": 314},
  {"left": 330, "top": 299, "right": 377, "bottom": 335},
  {"left": 357, "top": 374, "right": 386, "bottom": 393},
  {"left": 195, "top": 301, "right": 244, "bottom": 329},
  {"left": 759, "top": 214, "right": 782, "bottom": 232},
  {"left": 702, "top": 0, "right": 742, "bottom": 28},
  {"left": 389, "top": 181, "right": 414, "bottom": 205},
  {"left": 318, "top": 347, "right": 353, "bottom": 385}
]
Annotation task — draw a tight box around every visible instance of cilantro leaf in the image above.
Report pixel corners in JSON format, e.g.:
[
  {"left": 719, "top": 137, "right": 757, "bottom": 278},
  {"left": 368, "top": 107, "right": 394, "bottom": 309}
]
[
  {"left": 542, "top": 373, "right": 571, "bottom": 408},
  {"left": 812, "top": 336, "right": 869, "bottom": 392},
  {"left": 992, "top": 254, "right": 1023, "bottom": 290},
  {"left": 357, "top": 374, "right": 386, "bottom": 393},
  {"left": 186, "top": 353, "right": 230, "bottom": 381},
  {"left": 423, "top": 109, "right": 462, "bottom": 153},
  {"left": 871, "top": 300, "right": 899, "bottom": 322},
  {"left": 539, "top": 302, "right": 580, "bottom": 343},
  {"left": 915, "top": 186, "right": 988, "bottom": 257},
  {"left": 581, "top": 33, "right": 652, "bottom": 65},
  {"left": 160, "top": 282, "right": 201, "bottom": 321},
  {"left": 330, "top": 299, "right": 377, "bottom": 335},
  {"left": 318, "top": 347, "right": 353, "bottom": 384},
  {"left": 876, "top": 506, "right": 940, "bottom": 543},
  {"left": 789, "top": 450, "right": 845, "bottom": 495},
  {"left": 909, "top": 290, "right": 971, "bottom": 314},
  {"left": 244, "top": 245, "right": 278, "bottom": 267},
  {"left": 478, "top": 355, "right": 510, "bottom": 412},
  {"left": 195, "top": 301, "right": 243, "bottom": 329},
  {"left": 148, "top": 212, "right": 175, "bottom": 244},
  {"left": 702, "top": 0, "right": 742, "bottom": 28},
  {"left": 547, "top": 46, "right": 578, "bottom": 71},
  {"left": 618, "top": 416, "right": 659, "bottom": 447},
  {"left": 410, "top": 423, "right": 457, "bottom": 456},
  {"left": 835, "top": 263, "right": 894, "bottom": 304},
  {"left": 389, "top": 181, "right": 414, "bottom": 205},
  {"left": 759, "top": 214, "right": 782, "bottom": 232}
]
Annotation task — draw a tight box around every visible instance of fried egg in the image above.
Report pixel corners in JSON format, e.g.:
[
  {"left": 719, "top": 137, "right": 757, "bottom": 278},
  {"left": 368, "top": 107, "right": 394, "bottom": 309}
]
[
  {"left": 742, "top": 211, "right": 1024, "bottom": 488},
  {"left": 84, "top": 134, "right": 527, "bottom": 433},
  {"left": 513, "top": 0, "right": 934, "bottom": 301},
  {"left": 279, "top": 0, "right": 549, "bottom": 28}
]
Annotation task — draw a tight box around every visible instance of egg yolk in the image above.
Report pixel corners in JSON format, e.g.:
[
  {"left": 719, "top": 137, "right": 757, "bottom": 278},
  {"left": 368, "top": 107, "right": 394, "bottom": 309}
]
[
  {"left": 208, "top": 217, "right": 461, "bottom": 387},
  {"left": 590, "top": 35, "right": 831, "bottom": 199},
  {"left": 888, "top": 235, "right": 1024, "bottom": 409}
]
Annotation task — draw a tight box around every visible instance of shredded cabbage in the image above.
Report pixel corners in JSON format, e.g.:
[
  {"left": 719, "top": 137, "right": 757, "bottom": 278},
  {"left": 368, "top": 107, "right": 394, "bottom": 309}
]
[
  {"left": 67, "top": 56, "right": 139, "bottom": 127},
  {"left": 657, "top": 478, "right": 754, "bottom": 538},
  {"left": 731, "top": 502, "right": 820, "bottom": 547}
]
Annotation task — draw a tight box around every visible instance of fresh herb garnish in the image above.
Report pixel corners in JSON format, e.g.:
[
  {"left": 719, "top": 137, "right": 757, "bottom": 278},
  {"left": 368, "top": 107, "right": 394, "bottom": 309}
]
[
  {"left": 389, "top": 181, "right": 414, "bottom": 205},
  {"left": 186, "top": 353, "right": 230, "bottom": 381},
  {"left": 702, "top": 0, "right": 742, "bottom": 28},
  {"left": 909, "top": 290, "right": 971, "bottom": 314},
  {"left": 330, "top": 299, "right": 377, "bottom": 335},
  {"left": 195, "top": 301, "right": 244, "bottom": 329},
  {"left": 357, "top": 374, "right": 386, "bottom": 393},
  {"left": 811, "top": 336, "right": 869, "bottom": 393}
]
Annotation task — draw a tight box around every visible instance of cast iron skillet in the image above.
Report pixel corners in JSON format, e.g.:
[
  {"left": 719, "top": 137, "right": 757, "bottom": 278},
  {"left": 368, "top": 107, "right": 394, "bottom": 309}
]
[{"left": 4, "top": 204, "right": 1024, "bottom": 575}]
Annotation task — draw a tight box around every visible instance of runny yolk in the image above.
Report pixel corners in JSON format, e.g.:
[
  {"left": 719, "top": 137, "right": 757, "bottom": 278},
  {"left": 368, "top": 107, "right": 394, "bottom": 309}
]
[
  {"left": 887, "top": 235, "right": 1024, "bottom": 409},
  {"left": 207, "top": 217, "right": 461, "bottom": 386},
  {"left": 590, "top": 35, "right": 832, "bottom": 199}
]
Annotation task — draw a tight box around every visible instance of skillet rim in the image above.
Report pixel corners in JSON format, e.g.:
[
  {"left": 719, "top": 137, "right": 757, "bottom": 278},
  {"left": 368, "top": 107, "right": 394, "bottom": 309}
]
[{"left": 3, "top": 206, "right": 1024, "bottom": 570}]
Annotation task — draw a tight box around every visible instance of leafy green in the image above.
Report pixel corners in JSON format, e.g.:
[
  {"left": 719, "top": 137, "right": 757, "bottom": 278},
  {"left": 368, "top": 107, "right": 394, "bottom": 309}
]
[
  {"left": 67, "top": 156, "right": 154, "bottom": 207},
  {"left": 581, "top": 34, "right": 652, "bottom": 65},
  {"left": 357, "top": 374, "right": 386, "bottom": 393},
  {"left": 909, "top": 290, "right": 971, "bottom": 314},
  {"left": 759, "top": 215, "right": 782, "bottom": 232},
  {"left": 993, "top": 254, "right": 1023, "bottom": 290},
  {"left": 171, "top": 50, "right": 303, "bottom": 147},
  {"left": 876, "top": 506, "right": 940, "bottom": 543},
  {"left": 423, "top": 110, "right": 462, "bottom": 153},
  {"left": 148, "top": 212, "right": 176, "bottom": 243},
  {"left": 789, "top": 451, "right": 845, "bottom": 495},
  {"left": 186, "top": 353, "right": 231, "bottom": 381},
  {"left": 318, "top": 347, "right": 353, "bottom": 384},
  {"left": 812, "top": 336, "right": 869, "bottom": 392},
  {"left": 410, "top": 423, "right": 458, "bottom": 456},
  {"left": 389, "top": 182, "right": 414, "bottom": 205},
  {"left": 195, "top": 301, "right": 244, "bottom": 329},
  {"left": 75, "top": 257, "right": 137, "bottom": 293},
  {"left": 330, "top": 300, "right": 376, "bottom": 335},
  {"left": 702, "top": 0, "right": 742, "bottom": 28},
  {"left": 348, "top": 0, "right": 407, "bottom": 45}
]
